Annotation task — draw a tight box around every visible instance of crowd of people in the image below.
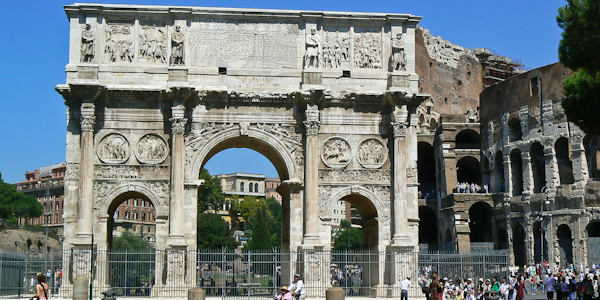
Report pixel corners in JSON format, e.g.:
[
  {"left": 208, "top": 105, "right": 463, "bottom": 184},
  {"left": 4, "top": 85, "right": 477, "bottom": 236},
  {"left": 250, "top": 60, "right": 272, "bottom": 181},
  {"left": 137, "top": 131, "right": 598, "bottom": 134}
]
[
  {"left": 417, "top": 262, "right": 600, "bottom": 300},
  {"left": 456, "top": 183, "right": 489, "bottom": 194}
]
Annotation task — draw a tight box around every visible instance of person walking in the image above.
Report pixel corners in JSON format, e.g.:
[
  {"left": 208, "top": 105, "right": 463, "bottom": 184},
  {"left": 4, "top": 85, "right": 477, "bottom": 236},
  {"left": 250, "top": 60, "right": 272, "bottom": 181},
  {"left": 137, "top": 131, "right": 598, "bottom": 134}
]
[
  {"left": 31, "top": 273, "right": 49, "bottom": 300},
  {"left": 501, "top": 278, "right": 510, "bottom": 300},
  {"left": 544, "top": 274, "right": 556, "bottom": 300},
  {"left": 401, "top": 277, "right": 413, "bottom": 300},
  {"left": 290, "top": 274, "right": 305, "bottom": 300}
]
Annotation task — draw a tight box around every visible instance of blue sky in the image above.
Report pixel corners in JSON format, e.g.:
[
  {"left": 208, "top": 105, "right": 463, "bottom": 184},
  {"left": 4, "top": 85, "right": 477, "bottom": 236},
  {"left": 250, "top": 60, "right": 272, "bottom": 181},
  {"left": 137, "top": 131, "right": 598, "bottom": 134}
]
[{"left": 0, "top": 0, "right": 565, "bottom": 183}]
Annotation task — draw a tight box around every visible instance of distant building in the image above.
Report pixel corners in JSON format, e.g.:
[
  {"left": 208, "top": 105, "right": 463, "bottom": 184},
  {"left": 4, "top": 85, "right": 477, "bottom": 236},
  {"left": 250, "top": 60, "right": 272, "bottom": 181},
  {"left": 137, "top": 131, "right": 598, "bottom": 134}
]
[
  {"left": 14, "top": 163, "right": 156, "bottom": 243},
  {"left": 14, "top": 163, "right": 66, "bottom": 239}
]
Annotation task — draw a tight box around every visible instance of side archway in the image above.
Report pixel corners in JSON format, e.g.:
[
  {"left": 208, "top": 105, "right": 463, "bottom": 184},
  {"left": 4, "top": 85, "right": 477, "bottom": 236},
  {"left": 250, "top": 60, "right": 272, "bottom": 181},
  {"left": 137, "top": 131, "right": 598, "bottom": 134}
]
[
  {"left": 557, "top": 224, "right": 573, "bottom": 266},
  {"left": 469, "top": 202, "right": 493, "bottom": 243},
  {"left": 457, "top": 156, "right": 482, "bottom": 185}
]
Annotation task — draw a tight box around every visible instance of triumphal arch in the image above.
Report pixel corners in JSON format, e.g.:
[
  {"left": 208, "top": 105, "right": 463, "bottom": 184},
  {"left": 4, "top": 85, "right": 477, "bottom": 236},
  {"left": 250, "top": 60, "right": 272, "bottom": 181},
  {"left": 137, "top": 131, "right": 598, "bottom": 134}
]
[{"left": 57, "top": 3, "right": 426, "bottom": 296}]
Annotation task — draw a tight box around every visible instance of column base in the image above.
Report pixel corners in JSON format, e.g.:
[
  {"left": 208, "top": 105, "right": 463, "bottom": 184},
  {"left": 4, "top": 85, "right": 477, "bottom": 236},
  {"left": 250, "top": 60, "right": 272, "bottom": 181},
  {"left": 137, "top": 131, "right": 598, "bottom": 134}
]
[{"left": 302, "top": 234, "right": 322, "bottom": 246}]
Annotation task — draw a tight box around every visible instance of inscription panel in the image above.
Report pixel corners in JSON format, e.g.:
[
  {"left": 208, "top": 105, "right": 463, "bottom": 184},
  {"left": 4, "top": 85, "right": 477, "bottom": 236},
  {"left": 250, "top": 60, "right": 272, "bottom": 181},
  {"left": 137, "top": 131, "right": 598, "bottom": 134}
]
[{"left": 188, "top": 19, "right": 300, "bottom": 69}]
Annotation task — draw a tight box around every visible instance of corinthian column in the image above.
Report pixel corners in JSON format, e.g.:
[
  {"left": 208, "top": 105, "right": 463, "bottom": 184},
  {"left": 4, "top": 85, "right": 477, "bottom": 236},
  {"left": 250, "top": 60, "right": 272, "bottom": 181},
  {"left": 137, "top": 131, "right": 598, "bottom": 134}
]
[
  {"left": 78, "top": 103, "right": 95, "bottom": 239},
  {"left": 303, "top": 105, "right": 321, "bottom": 245},
  {"left": 391, "top": 105, "right": 409, "bottom": 245},
  {"left": 169, "top": 105, "right": 187, "bottom": 243}
]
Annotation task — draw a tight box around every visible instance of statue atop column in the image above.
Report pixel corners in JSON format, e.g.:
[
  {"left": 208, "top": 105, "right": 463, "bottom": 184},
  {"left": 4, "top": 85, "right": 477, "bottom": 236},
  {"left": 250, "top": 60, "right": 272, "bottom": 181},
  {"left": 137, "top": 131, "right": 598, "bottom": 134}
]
[
  {"left": 304, "top": 28, "right": 321, "bottom": 69},
  {"left": 391, "top": 33, "right": 406, "bottom": 71},
  {"left": 170, "top": 25, "right": 185, "bottom": 65},
  {"left": 81, "top": 23, "right": 95, "bottom": 63}
]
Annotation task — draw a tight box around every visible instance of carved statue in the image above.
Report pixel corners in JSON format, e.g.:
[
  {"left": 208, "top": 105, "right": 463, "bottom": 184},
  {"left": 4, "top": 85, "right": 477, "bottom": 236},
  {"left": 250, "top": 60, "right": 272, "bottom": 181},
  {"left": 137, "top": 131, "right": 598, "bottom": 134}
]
[
  {"left": 81, "top": 23, "right": 95, "bottom": 63},
  {"left": 465, "top": 107, "right": 479, "bottom": 123},
  {"left": 391, "top": 33, "right": 406, "bottom": 71},
  {"left": 171, "top": 25, "right": 185, "bottom": 65},
  {"left": 304, "top": 28, "right": 321, "bottom": 68}
]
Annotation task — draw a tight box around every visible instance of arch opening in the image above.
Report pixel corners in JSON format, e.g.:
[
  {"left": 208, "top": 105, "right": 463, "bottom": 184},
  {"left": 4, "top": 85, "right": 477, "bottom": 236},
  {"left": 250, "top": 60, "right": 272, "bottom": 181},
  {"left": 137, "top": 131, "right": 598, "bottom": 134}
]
[
  {"left": 334, "top": 194, "right": 379, "bottom": 250},
  {"left": 418, "top": 206, "right": 438, "bottom": 249},
  {"left": 107, "top": 191, "right": 157, "bottom": 251},
  {"left": 457, "top": 156, "right": 482, "bottom": 185},
  {"left": 496, "top": 228, "right": 507, "bottom": 250},
  {"left": 418, "top": 142, "right": 437, "bottom": 197},
  {"left": 469, "top": 202, "right": 493, "bottom": 243},
  {"left": 197, "top": 134, "right": 291, "bottom": 250},
  {"left": 508, "top": 118, "right": 522, "bottom": 142},
  {"left": 584, "top": 135, "right": 600, "bottom": 180},
  {"left": 105, "top": 191, "right": 157, "bottom": 297},
  {"left": 557, "top": 224, "right": 573, "bottom": 266},
  {"left": 512, "top": 224, "right": 526, "bottom": 267},
  {"left": 455, "top": 129, "right": 481, "bottom": 149},
  {"left": 555, "top": 137, "right": 575, "bottom": 185},
  {"left": 510, "top": 149, "right": 523, "bottom": 196},
  {"left": 530, "top": 142, "right": 546, "bottom": 193},
  {"left": 495, "top": 150, "right": 505, "bottom": 193},
  {"left": 587, "top": 221, "right": 600, "bottom": 266},
  {"left": 533, "top": 221, "right": 547, "bottom": 264}
]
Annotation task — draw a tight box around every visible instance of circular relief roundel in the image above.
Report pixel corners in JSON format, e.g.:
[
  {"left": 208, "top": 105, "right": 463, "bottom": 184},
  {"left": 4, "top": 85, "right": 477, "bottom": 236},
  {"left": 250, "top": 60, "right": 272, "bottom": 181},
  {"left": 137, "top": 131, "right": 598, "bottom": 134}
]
[
  {"left": 321, "top": 137, "right": 352, "bottom": 169},
  {"left": 357, "top": 138, "right": 388, "bottom": 168},
  {"left": 136, "top": 134, "right": 169, "bottom": 164},
  {"left": 97, "top": 133, "right": 130, "bottom": 164}
]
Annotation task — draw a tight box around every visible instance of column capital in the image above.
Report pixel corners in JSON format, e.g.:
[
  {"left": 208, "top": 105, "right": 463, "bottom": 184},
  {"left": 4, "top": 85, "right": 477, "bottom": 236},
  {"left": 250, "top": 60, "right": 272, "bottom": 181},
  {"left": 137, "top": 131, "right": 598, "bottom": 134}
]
[
  {"left": 390, "top": 121, "right": 407, "bottom": 137},
  {"left": 80, "top": 116, "right": 96, "bottom": 132},
  {"left": 170, "top": 117, "right": 187, "bottom": 134},
  {"left": 303, "top": 120, "right": 320, "bottom": 135}
]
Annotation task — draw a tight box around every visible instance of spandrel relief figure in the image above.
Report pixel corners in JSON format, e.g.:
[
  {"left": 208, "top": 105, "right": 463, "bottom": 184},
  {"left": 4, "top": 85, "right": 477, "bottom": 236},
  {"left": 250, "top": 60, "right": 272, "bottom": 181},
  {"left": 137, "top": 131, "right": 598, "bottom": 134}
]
[
  {"left": 391, "top": 33, "right": 407, "bottom": 71},
  {"left": 304, "top": 28, "right": 321, "bottom": 68},
  {"left": 81, "top": 23, "right": 95, "bottom": 63},
  {"left": 170, "top": 25, "right": 185, "bottom": 65}
]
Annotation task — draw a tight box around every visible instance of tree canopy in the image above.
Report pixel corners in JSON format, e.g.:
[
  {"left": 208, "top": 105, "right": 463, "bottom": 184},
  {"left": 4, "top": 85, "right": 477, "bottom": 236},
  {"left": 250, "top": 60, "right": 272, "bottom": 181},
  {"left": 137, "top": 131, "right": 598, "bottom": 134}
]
[
  {"left": 0, "top": 175, "right": 42, "bottom": 222},
  {"left": 333, "top": 220, "right": 363, "bottom": 251},
  {"left": 112, "top": 231, "right": 155, "bottom": 252},
  {"left": 198, "top": 168, "right": 226, "bottom": 213},
  {"left": 557, "top": 0, "right": 600, "bottom": 135},
  {"left": 197, "top": 212, "right": 239, "bottom": 249}
]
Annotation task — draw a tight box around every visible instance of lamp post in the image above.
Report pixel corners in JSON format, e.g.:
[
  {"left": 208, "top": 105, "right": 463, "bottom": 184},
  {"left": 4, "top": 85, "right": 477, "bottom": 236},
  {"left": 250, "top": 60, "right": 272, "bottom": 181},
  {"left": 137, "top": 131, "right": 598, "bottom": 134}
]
[{"left": 540, "top": 185, "right": 551, "bottom": 264}]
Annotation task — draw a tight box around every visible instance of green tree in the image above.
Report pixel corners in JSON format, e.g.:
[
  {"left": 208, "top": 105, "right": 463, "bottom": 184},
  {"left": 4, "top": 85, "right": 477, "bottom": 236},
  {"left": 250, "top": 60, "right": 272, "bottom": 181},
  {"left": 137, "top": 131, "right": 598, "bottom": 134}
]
[
  {"left": 198, "top": 168, "right": 226, "bottom": 213},
  {"left": 245, "top": 203, "right": 271, "bottom": 250},
  {"left": 557, "top": 0, "right": 600, "bottom": 135},
  {"left": 112, "top": 231, "right": 155, "bottom": 252},
  {"left": 197, "top": 212, "right": 238, "bottom": 249},
  {"left": 333, "top": 220, "right": 363, "bottom": 251},
  {"left": 0, "top": 176, "right": 42, "bottom": 223},
  {"left": 266, "top": 197, "right": 282, "bottom": 247}
]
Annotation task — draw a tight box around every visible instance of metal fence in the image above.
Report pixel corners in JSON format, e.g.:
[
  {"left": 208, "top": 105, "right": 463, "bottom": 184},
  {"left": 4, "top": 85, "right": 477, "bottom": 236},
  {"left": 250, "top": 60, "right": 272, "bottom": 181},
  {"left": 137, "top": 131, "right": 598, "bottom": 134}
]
[{"left": 0, "top": 249, "right": 509, "bottom": 299}]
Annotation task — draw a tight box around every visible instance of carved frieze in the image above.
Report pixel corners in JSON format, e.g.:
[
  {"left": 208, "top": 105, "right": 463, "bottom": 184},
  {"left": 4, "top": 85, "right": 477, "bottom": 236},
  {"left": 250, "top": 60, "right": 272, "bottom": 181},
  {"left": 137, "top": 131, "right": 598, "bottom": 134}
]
[
  {"left": 185, "top": 122, "right": 235, "bottom": 166},
  {"left": 97, "top": 133, "right": 130, "bottom": 164},
  {"left": 94, "top": 165, "right": 169, "bottom": 180},
  {"left": 353, "top": 31, "right": 382, "bottom": 69},
  {"left": 319, "top": 169, "right": 390, "bottom": 184},
  {"left": 139, "top": 22, "right": 167, "bottom": 64},
  {"left": 357, "top": 138, "right": 388, "bottom": 168},
  {"left": 406, "top": 167, "right": 418, "bottom": 184},
  {"left": 321, "top": 137, "right": 352, "bottom": 168},
  {"left": 66, "top": 163, "right": 80, "bottom": 179},
  {"left": 136, "top": 134, "right": 169, "bottom": 164},
  {"left": 105, "top": 23, "right": 134, "bottom": 63}
]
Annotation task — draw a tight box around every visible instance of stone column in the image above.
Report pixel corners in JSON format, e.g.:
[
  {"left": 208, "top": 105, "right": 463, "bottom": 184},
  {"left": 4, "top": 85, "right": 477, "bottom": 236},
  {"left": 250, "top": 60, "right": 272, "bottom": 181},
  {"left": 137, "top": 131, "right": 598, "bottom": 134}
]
[
  {"left": 522, "top": 152, "right": 533, "bottom": 213},
  {"left": 543, "top": 141, "right": 559, "bottom": 210},
  {"left": 406, "top": 113, "right": 420, "bottom": 243},
  {"left": 78, "top": 103, "right": 95, "bottom": 239},
  {"left": 303, "top": 105, "right": 321, "bottom": 245},
  {"left": 391, "top": 105, "right": 409, "bottom": 245},
  {"left": 169, "top": 105, "right": 187, "bottom": 244},
  {"left": 503, "top": 153, "right": 512, "bottom": 197},
  {"left": 571, "top": 131, "right": 588, "bottom": 208}
]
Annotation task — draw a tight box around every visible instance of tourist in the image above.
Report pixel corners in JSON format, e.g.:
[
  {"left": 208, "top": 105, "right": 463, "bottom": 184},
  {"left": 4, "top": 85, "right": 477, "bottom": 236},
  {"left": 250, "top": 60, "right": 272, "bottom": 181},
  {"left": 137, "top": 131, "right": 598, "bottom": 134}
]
[
  {"left": 516, "top": 276, "right": 527, "bottom": 300},
  {"left": 290, "top": 274, "right": 305, "bottom": 300},
  {"left": 276, "top": 286, "right": 293, "bottom": 300},
  {"left": 31, "top": 273, "right": 49, "bottom": 300},
  {"left": 401, "top": 277, "right": 413, "bottom": 300},
  {"left": 544, "top": 274, "right": 556, "bottom": 300}
]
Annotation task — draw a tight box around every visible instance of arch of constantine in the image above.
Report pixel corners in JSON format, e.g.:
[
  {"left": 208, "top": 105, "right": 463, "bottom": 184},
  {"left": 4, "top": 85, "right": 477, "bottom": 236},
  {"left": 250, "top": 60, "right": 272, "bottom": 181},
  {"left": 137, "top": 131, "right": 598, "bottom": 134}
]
[{"left": 56, "top": 4, "right": 427, "bottom": 296}]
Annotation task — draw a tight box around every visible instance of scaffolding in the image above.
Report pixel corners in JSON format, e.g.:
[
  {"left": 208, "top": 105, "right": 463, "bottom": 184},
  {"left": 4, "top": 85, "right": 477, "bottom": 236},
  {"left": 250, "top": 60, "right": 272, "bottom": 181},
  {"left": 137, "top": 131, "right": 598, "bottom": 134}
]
[{"left": 475, "top": 48, "right": 526, "bottom": 87}]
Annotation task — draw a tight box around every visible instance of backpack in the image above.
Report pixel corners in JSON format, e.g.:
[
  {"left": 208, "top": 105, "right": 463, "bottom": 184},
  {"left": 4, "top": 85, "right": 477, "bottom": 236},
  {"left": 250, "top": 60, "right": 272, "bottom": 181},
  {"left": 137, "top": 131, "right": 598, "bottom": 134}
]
[{"left": 584, "top": 284, "right": 594, "bottom": 296}]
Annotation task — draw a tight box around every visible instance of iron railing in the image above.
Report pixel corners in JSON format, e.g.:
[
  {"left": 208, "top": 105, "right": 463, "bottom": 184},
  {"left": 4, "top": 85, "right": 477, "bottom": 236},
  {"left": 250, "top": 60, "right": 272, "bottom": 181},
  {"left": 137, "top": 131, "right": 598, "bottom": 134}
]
[{"left": 0, "top": 249, "right": 509, "bottom": 299}]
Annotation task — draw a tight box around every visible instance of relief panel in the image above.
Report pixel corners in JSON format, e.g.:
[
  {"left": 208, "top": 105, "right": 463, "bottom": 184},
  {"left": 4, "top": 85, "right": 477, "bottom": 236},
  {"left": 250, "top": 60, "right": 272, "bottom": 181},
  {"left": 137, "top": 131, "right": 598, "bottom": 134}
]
[
  {"left": 321, "top": 137, "right": 352, "bottom": 168},
  {"left": 136, "top": 133, "right": 169, "bottom": 164},
  {"left": 320, "top": 28, "right": 350, "bottom": 69},
  {"left": 353, "top": 29, "right": 382, "bottom": 69},
  {"left": 104, "top": 22, "right": 135, "bottom": 63},
  {"left": 138, "top": 21, "right": 167, "bottom": 64},
  {"left": 97, "top": 133, "right": 130, "bottom": 164},
  {"left": 357, "top": 138, "right": 388, "bottom": 168}
]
